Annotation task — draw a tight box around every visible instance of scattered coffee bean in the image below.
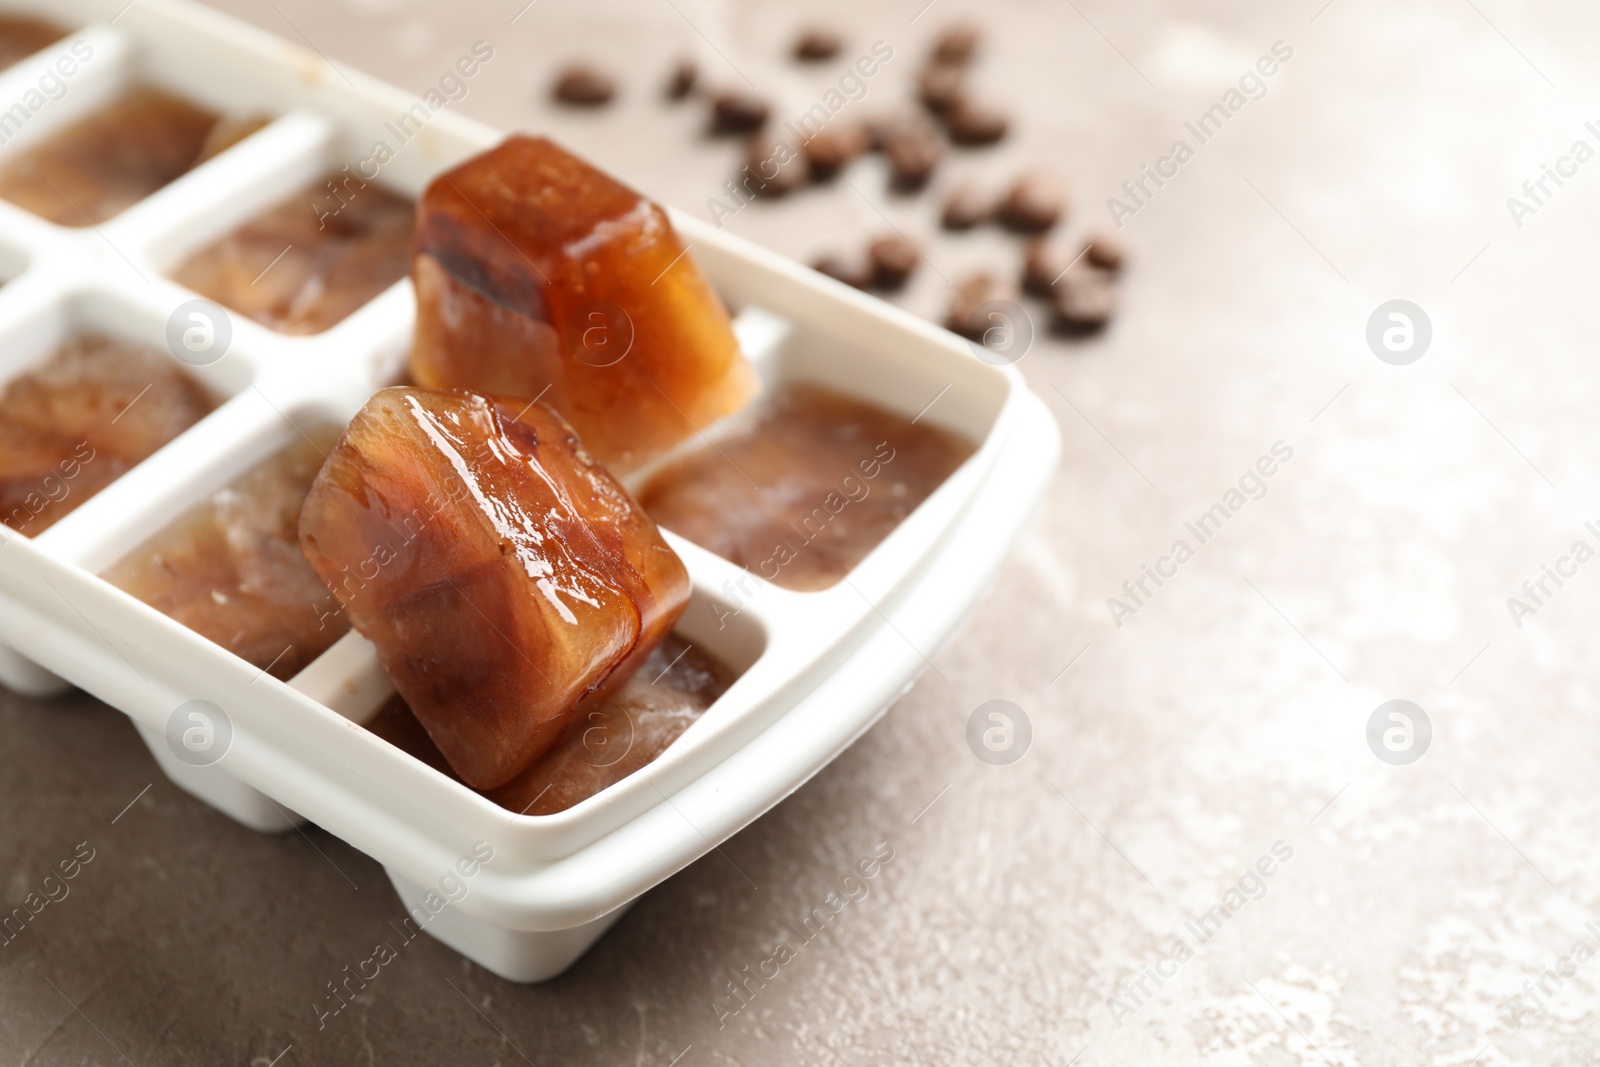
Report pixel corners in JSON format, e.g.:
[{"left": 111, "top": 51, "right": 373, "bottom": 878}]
[
  {"left": 881, "top": 118, "right": 944, "bottom": 191},
  {"left": 665, "top": 59, "right": 697, "bottom": 100},
  {"left": 711, "top": 90, "right": 770, "bottom": 134},
  {"left": 794, "top": 28, "right": 843, "bottom": 61},
  {"left": 932, "top": 25, "right": 980, "bottom": 65},
  {"left": 1084, "top": 234, "right": 1126, "bottom": 271},
  {"left": 743, "top": 136, "right": 808, "bottom": 198},
  {"left": 812, "top": 254, "right": 872, "bottom": 290},
  {"left": 998, "top": 171, "right": 1066, "bottom": 233},
  {"left": 917, "top": 63, "right": 967, "bottom": 114},
  {"left": 945, "top": 272, "right": 1007, "bottom": 340},
  {"left": 552, "top": 64, "right": 615, "bottom": 107},
  {"left": 941, "top": 183, "right": 994, "bottom": 230},
  {"left": 945, "top": 100, "right": 1009, "bottom": 146},
  {"left": 1021, "top": 239, "right": 1074, "bottom": 297},
  {"left": 868, "top": 235, "right": 921, "bottom": 290},
  {"left": 1051, "top": 274, "right": 1117, "bottom": 334},
  {"left": 802, "top": 123, "right": 869, "bottom": 182}
]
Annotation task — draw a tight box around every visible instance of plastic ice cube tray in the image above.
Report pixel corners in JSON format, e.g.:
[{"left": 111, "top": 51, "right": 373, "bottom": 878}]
[{"left": 0, "top": 0, "right": 1059, "bottom": 981}]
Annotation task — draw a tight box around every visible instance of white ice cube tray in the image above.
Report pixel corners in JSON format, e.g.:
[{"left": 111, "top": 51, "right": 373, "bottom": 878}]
[{"left": 0, "top": 0, "right": 1060, "bottom": 981}]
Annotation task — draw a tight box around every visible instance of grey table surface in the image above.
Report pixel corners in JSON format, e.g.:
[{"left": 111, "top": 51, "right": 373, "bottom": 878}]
[{"left": 6, "top": 0, "right": 1600, "bottom": 1063}]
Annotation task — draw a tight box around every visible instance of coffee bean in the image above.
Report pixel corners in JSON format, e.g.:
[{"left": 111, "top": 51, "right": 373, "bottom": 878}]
[
  {"left": 941, "top": 183, "right": 994, "bottom": 230},
  {"left": 1084, "top": 234, "right": 1127, "bottom": 271},
  {"left": 812, "top": 254, "right": 872, "bottom": 290},
  {"left": 868, "top": 235, "right": 921, "bottom": 290},
  {"left": 1051, "top": 274, "right": 1117, "bottom": 334},
  {"left": 552, "top": 64, "right": 615, "bottom": 107},
  {"left": 665, "top": 59, "right": 697, "bottom": 100},
  {"left": 881, "top": 119, "right": 944, "bottom": 191},
  {"left": 932, "top": 25, "right": 980, "bottom": 65},
  {"left": 998, "top": 171, "right": 1066, "bottom": 233},
  {"left": 945, "top": 100, "right": 1009, "bottom": 146},
  {"left": 917, "top": 63, "right": 967, "bottom": 114},
  {"left": 802, "top": 123, "right": 869, "bottom": 181},
  {"left": 1022, "top": 239, "right": 1074, "bottom": 297},
  {"left": 945, "top": 272, "right": 1007, "bottom": 340},
  {"left": 743, "top": 136, "right": 808, "bottom": 198},
  {"left": 711, "top": 90, "right": 770, "bottom": 134},
  {"left": 794, "top": 28, "right": 843, "bottom": 61}
]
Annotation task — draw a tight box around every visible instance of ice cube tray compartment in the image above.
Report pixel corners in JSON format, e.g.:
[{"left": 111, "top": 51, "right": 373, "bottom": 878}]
[{"left": 0, "top": 0, "right": 1061, "bottom": 982}]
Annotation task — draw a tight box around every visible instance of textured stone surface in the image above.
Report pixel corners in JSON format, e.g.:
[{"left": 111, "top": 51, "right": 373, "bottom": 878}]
[{"left": 4, "top": 0, "right": 1600, "bottom": 1064}]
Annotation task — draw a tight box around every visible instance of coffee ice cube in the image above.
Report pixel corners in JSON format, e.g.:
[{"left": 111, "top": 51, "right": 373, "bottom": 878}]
[
  {"left": 297, "top": 387, "right": 690, "bottom": 789},
  {"left": 172, "top": 175, "right": 413, "bottom": 335},
  {"left": 409, "top": 135, "right": 753, "bottom": 473},
  {"left": 0, "top": 335, "right": 217, "bottom": 536},
  {"left": 367, "top": 633, "right": 734, "bottom": 815},
  {"left": 102, "top": 435, "right": 349, "bottom": 680},
  {"left": 0, "top": 87, "right": 224, "bottom": 226},
  {"left": 638, "top": 383, "right": 974, "bottom": 591}
]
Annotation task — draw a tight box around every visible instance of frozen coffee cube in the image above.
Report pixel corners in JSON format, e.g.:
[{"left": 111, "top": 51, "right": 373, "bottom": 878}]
[
  {"left": 298, "top": 387, "right": 690, "bottom": 789},
  {"left": 102, "top": 435, "right": 349, "bottom": 680},
  {"left": 410, "top": 136, "right": 753, "bottom": 473},
  {"left": 0, "top": 87, "right": 223, "bottom": 226},
  {"left": 172, "top": 175, "right": 413, "bottom": 335},
  {"left": 0, "top": 336, "right": 216, "bottom": 535}
]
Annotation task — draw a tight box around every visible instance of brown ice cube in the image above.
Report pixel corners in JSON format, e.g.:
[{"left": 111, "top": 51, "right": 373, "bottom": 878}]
[
  {"left": 0, "top": 87, "right": 222, "bottom": 226},
  {"left": 297, "top": 387, "right": 691, "bottom": 790},
  {"left": 0, "top": 335, "right": 217, "bottom": 536},
  {"left": 367, "top": 633, "right": 734, "bottom": 815},
  {"left": 0, "top": 14, "right": 65, "bottom": 72},
  {"left": 409, "top": 135, "right": 754, "bottom": 473},
  {"left": 102, "top": 435, "right": 348, "bottom": 680},
  {"left": 172, "top": 174, "right": 413, "bottom": 335},
  {"left": 638, "top": 384, "right": 974, "bottom": 592}
]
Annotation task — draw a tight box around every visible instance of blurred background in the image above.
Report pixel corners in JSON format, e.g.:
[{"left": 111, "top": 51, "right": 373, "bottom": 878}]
[{"left": 8, "top": 0, "right": 1600, "bottom": 1062}]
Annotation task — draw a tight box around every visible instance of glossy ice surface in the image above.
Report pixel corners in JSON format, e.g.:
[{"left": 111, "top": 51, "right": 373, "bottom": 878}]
[
  {"left": 0, "top": 14, "right": 63, "bottom": 71},
  {"left": 0, "top": 335, "right": 216, "bottom": 536},
  {"left": 172, "top": 175, "right": 413, "bottom": 335},
  {"left": 0, "top": 87, "right": 223, "bottom": 226},
  {"left": 368, "top": 633, "right": 735, "bottom": 815},
  {"left": 298, "top": 387, "right": 690, "bottom": 790},
  {"left": 102, "top": 436, "right": 348, "bottom": 680},
  {"left": 639, "top": 384, "right": 975, "bottom": 591},
  {"left": 409, "top": 135, "right": 754, "bottom": 473}
]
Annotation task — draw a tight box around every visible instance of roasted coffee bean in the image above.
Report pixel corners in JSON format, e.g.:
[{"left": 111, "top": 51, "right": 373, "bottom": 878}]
[
  {"left": 812, "top": 254, "right": 872, "bottom": 290},
  {"left": 794, "top": 28, "right": 843, "bottom": 61},
  {"left": 882, "top": 120, "right": 944, "bottom": 191},
  {"left": 665, "top": 59, "right": 697, "bottom": 100},
  {"left": 743, "top": 136, "right": 808, "bottom": 198},
  {"left": 552, "top": 64, "right": 616, "bottom": 106},
  {"left": 998, "top": 171, "right": 1065, "bottom": 232},
  {"left": 801, "top": 123, "right": 869, "bottom": 181},
  {"left": 945, "top": 272, "right": 1005, "bottom": 340},
  {"left": 940, "top": 183, "right": 994, "bottom": 230},
  {"left": 711, "top": 90, "right": 771, "bottom": 134},
  {"left": 1084, "top": 234, "right": 1126, "bottom": 271},
  {"left": 1052, "top": 274, "right": 1118, "bottom": 334},
  {"left": 945, "top": 100, "right": 1008, "bottom": 146},
  {"left": 868, "top": 235, "right": 920, "bottom": 290},
  {"left": 932, "top": 25, "right": 980, "bottom": 64},
  {"left": 1021, "top": 239, "right": 1074, "bottom": 297},
  {"left": 917, "top": 62, "right": 967, "bottom": 114}
]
